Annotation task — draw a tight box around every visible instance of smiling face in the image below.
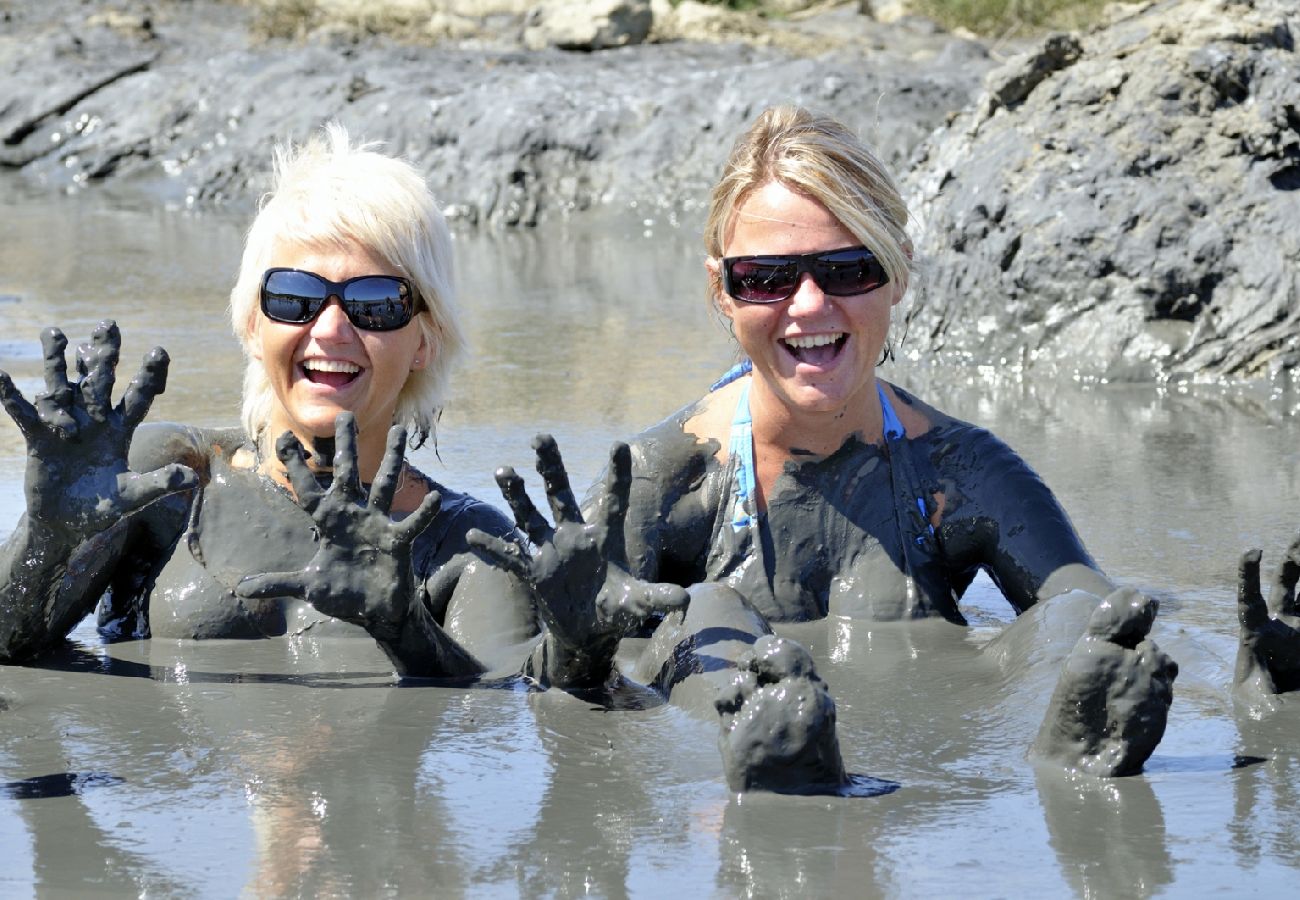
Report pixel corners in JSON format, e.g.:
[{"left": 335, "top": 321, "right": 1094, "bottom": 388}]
[
  {"left": 714, "top": 180, "right": 899, "bottom": 428},
  {"left": 251, "top": 241, "right": 429, "bottom": 461}
]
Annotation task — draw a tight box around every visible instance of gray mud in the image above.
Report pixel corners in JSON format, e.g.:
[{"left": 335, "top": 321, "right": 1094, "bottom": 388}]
[
  {"left": 3, "top": 195, "right": 1300, "bottom": 894},
  {"left": 0, "top": 0, "right": 987, "bottom": 226},
  {"left": 903, "top": 0, "right": 1300, "bottom": 380}
]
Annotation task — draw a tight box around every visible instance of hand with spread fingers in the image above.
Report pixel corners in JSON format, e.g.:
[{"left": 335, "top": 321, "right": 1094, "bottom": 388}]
[
  {"left": 234, "top": 413, "right": 441, "bottom": 640},
  {"left": 0, "top": 321, "right": 197, "bottom": 542},
  {"left": 1235, "top": 536, "right": 1300, "bottom": 703},
  {"left": 468, "top": 434, "right": 690, "bottom": 688}
]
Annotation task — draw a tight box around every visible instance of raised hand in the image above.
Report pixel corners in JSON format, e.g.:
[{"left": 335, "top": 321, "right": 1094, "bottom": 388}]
[
  {"left": 234, "top": 413, "right": 441, "bottom": 639},
  {"left": 1031, "top": 588, "right": 1178, "bottom": 777},
  {"left": 468, "top": 434, "right": 689, "bottom": 685},
  {"left": 0, "top": 321, "right": 196, "bottom": 541},
  {"left": 1235, "top": 537, "right": 1300, "bottom": 700}
]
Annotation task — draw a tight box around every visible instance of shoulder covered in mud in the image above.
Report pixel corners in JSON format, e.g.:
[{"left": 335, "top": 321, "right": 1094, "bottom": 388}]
[{"left": 128, "top": 422, "right": 246, "bottom": 482}]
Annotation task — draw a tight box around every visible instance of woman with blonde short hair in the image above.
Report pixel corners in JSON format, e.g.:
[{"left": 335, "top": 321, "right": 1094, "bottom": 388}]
[{"left": 0, "top": 125, "right": 545, "bottom": 675}]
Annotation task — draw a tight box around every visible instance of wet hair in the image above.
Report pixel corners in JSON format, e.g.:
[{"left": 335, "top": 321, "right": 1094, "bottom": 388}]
[
  {"left": 229, "top": 122, "right": 463, "bottom": 448},
  {"left": 703, "top": 105, "right": 913, "bottom": 311}
]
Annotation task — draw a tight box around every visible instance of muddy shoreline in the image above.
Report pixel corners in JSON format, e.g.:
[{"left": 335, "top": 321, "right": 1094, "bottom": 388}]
[{"left": 3, "top": 0, "right": 1298, "bottom": 380}]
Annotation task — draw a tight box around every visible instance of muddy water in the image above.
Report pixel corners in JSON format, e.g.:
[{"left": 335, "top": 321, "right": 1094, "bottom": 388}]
[{"left": 1, "top": 187, "right": 1299, "bottom": 896}]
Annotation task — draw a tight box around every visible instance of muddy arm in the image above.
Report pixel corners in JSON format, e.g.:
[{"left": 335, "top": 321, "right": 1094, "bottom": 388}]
[
  {"left": 0, "top": 323, "right": 196, "bottom": 662},
  {"left": 934, "top": 426, "right": 1112, "bottom": 612}
]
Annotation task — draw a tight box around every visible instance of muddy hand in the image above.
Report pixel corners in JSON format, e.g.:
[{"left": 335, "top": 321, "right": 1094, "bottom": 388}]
[
  {"left": 1032, "top": 588, "right": 1178, "bottom": 777},
  {"left": 235, "top": 414, "right": 440, "bottom": 637},
  {"left": 0, "top": 322, "right": 196, "bottom": 539},
  {"left": 1234, "top": 539, "right": 1300, "bottom": 697},
  {"left": 468, "top": 435, "right": 689, "bottom": 655},
  {"left": 714, "top": 635, "right": 848, "bottom": 793}
]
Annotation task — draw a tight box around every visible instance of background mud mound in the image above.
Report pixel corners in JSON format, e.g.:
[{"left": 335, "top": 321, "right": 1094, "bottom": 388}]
[
  {"left": 0, "top": 0, "right": 988, "bottom": 227},
  {"left": 904, "top": 0, "right": 1299, "bottom": 380}
]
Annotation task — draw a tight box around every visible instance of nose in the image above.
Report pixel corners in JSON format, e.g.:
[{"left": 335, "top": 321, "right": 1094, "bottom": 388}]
[
  {"left": 309, "top": 295, "right": 355, "bottom": 339},
  {"left": 786, "top": 272, "right": 829, "bottom": 315}
]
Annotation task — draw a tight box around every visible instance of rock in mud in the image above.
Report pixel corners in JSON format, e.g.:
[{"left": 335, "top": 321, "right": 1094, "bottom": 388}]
[{"left": 903, "top": 0, "right": 1300, "bottom": 381}]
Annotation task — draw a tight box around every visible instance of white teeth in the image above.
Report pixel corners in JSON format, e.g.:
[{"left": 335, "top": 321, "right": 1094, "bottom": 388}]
[
  {"left": 302, "top": 359, "right": 360, "bottom": 374},
  {"left": 783, "top": 333, "right": 843, "bottom": 349}
]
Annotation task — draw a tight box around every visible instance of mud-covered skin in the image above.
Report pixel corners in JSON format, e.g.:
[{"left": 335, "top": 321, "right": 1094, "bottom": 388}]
[
  {"left": 470, "top": 435, "right": 689, "bottom": 689},
  {"left": 1030, "top": 589, "right": 1178, "bottom": 777},
  {"left": 0, "top": 324, "right": 532, "bottom": 672},
  {"left": 594, "top": 377, "right": 1175, "bottom": 779},
  {"left": 0, "top": 321, "right": 197, "bottom": 662},
  {"left": 715, "top": 634, "right": 849, "bottom": 794},
  {"left": 612, "top": 380, "right": 1112, "bottom": 624},
  {"left": 1235, "top": 538, "right": 1300, "bottom": 710}
]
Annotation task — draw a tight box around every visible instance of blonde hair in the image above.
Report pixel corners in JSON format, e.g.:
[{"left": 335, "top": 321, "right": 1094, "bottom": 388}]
[
  {"left": 704, "top": 105, "right": 913, "bottom": 306},
  {"left": 229, "top": 123, "right": 463, "bottom": 447}
]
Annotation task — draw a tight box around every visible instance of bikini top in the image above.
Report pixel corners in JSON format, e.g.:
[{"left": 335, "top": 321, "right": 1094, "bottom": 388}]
[{"left": 709, "top": 359, "right": 936, "bottom": 547}]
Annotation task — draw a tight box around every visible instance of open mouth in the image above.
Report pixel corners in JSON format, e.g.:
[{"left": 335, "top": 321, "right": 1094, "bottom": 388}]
[
  {"left": 780, "top": 333, "right": 847, "bottom": 367},
  {"left": 301, "top": 359, "right": 361, "bottom": 389}
]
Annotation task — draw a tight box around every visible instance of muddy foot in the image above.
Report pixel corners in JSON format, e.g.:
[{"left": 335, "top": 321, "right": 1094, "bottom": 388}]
[
  {"left": 1031, "top": 588, "right": 1178, "bottom": 777},
  {"left": 715, "top": 635, "right": 848, "bottom": 794}
]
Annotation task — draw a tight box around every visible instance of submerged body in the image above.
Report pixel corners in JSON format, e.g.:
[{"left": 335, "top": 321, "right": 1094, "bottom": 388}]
[
  {"left": 99, "top": 424, "right": 530, "bottom": 649},
  {"left": 617, "top": 374, "right": 1112, "bottom": 624}
]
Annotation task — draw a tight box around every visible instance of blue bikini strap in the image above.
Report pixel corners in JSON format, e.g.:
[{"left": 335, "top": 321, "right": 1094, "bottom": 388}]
[{"left": 716, "top": 368, "right": 922, "bottom": 535}]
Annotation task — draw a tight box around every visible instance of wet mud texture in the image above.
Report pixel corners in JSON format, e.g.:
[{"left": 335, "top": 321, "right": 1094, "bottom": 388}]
[
  {"left": 905, "top": 0, "right": 1300, "bottom": 380},
  {"left": 1030, "top": 589, "right": 1178, "bottom": 776},
  {"left": 0, "top": 0, "right": 987, "bottom": 227}
]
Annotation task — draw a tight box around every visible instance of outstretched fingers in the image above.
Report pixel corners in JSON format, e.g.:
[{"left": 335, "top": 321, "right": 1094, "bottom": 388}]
[
  {"left": 392, "top": 487, "right": 442, "bottom": 544},
  {"left": 119, "top": 347, "right": 171, "bottom": 430},
  {"left": 1269, "top": 534, "right": 1300, "bottom": 618},
  {"left": 78, "top": 321, "right": 122, "bottom": 422},
  {"left": 35, "top": 328, "right": 76, "bottom": 434},
  {"left": 277, "top": 432, "right": 325, "bottom": 513},
  {"left": 494, "top": 465, "right": 551, "bottom": 544},
  {"left": 1238, "top": 548, "right": 1269, "bottom": 632},
  {"left": 0, "top": 370, "right": 41, "bottom": 438},
  {"left": 532, "top": 433, "right": 581, "bottom": 525},
  {"left": 38, "top": 327, "right": 73, "bottom": 404},
  {"left": 602, "top": 577, "right": 690, "bottom": 634},
  {"left": 594, "top": 442, "right": 633, "bottom": 560},
  {"left": 332, "top": 413, "right": 363, "bottom": 502},
  {"left": 235, "top": 570, "right": 311, "bottom": 600},
  {"left": 115, "top": 464, "right": 199, "bottom": 515},
  {"left": 466, "top": 528, "right": 531, "bottom": 580},
  {"left": 369, "top": 425, "right": 408, "bottom": 512}
]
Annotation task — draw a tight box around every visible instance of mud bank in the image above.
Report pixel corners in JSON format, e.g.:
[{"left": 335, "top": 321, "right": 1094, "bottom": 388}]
[
  {"left": 2, "top": 0, "right": 1297, "bottom": 381},
  {"left": 0, "top": 0, "right": 988, "bottom": 225},
  {"left": 904, "top": 0, "right": 1300, "bottom": 381}
]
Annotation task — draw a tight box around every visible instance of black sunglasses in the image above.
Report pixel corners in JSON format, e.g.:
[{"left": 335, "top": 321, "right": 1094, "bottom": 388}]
[
  {"left": 720, "top": 246, "right": 889, "bottom": 304},
  {"left": 260, "top": 268, "right": 417, "bottom": 332}
]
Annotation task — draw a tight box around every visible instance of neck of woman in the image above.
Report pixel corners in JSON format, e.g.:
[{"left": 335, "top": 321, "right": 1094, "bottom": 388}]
[{"left": 748, "top": 374, "right": 886, "bottom": 462}]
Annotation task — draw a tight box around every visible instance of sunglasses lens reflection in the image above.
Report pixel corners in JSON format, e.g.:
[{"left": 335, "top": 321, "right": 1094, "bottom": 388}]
[
  {"left": 262, "top": 270, "right": 327, "bottom": 322},
  {"left": 729, "top": 259, "right": 799, "bottom": 303},
  {"left": 725, "top": 248, "right": 887, "bottom": 303},
  {"left": 260, "top": 270, "right": 414, "bottom": 331},
  {"left": 342, "top": 276, "right": 413, "bottom": 331},
  {"left": 815, "top": 249, "right": 887, "bottom": 297}
]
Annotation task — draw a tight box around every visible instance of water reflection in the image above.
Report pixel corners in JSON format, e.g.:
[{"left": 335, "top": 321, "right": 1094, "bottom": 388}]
[{"left": 2, "top": 188, "right": 1300, "bottom": 895}]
